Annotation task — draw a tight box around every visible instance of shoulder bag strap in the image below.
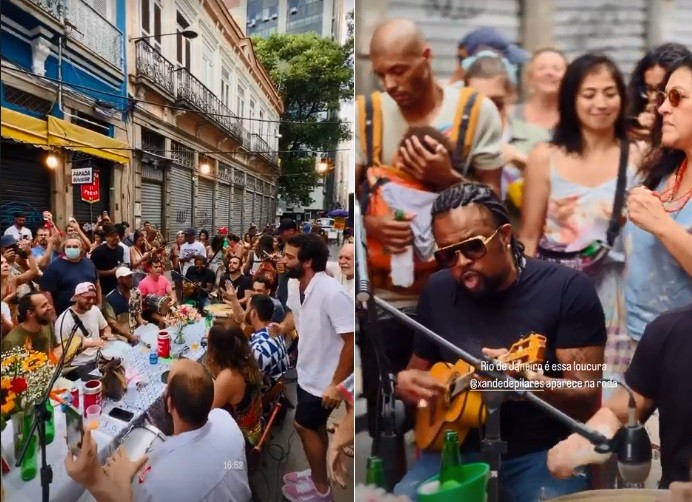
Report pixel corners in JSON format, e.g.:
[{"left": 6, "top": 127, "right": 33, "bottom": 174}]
[{"left": 605, "top": 140, "right": 629, "bottom": 248}]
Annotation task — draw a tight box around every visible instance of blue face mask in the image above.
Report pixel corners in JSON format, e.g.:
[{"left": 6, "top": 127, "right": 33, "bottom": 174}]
[{"left": 65, "top": 248, "right": 81, "bottom": 260}]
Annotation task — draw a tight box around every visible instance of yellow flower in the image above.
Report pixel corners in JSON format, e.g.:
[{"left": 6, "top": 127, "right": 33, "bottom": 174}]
[
  {"left": 22, "top": 352, "right": 47, "bottom": 373},
  {"left": 1, "top": 355, "right": 19, "bottom": 372}
]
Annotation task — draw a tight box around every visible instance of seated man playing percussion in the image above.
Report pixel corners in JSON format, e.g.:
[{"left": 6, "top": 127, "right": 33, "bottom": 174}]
[
  {"left": 138, "top": 258, "right": 177, "bottom": 328},
  {"left": 55, "top": 282, "right": 114, "bottom": 365},
  {"left": 65, "top": 359, "right": 251, "bottom": 502},
  {"left": 183, "top": 255, "right": 216, "bottom": 308},
  {"left": 103, "top": 267, "right": 144, "bottom": 345},
  {"left": 393, "top": 183, "right": 606, "bottom": 502},
  {"left": 548, "top": 304, "right": 692, "bottom": 491}
]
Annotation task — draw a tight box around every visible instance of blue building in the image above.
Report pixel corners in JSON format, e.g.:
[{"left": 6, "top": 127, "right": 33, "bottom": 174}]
[{"left": 0, "top": 0, "right": 131, "bottom": 234}]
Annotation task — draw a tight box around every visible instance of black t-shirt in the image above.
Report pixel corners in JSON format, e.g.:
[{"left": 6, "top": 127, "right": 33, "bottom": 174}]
[
  {"left": 414, "top": 258, "right": 607, "bottom": 459},
  {"left": 186, "top": 267, "right": 217, "bottom": 292},
  {"left": 625, "top": 304, "right": 692, "bottom": 488},
  {"left": 219, "top": 273, "right": 252, "bottom": 299},
  {"left": 89, "top": 244, "right": 124, "bottom": 294}
]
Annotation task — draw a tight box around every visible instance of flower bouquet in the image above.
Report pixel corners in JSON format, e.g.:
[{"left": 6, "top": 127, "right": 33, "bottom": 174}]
[
  {"left": 1, "top": 346, "right": 56, "bottom": 478},
  {"left": 164, "top": 305, "right": 202, "bottom": 344}
]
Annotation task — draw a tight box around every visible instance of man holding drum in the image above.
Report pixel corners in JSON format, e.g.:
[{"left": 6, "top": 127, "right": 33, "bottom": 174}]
[{"left": 138, "top": 258, "right": 178, "bottom": 329}]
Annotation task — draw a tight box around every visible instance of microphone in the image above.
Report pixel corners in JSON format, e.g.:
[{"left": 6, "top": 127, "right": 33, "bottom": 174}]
[
  {"left": 354, "top": 200, "right": 370, "bottom": 303},
  {"left": 599, "top": 379, "right": 652, "bottom": 486}
]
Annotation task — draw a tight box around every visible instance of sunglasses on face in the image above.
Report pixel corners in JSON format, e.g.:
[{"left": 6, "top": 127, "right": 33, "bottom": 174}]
[
  {"left": 655, "top": 88, "right": 689, "bottom": 108},
  {"left": 433, "top": 228, "right": 501, "bottom": 268}
]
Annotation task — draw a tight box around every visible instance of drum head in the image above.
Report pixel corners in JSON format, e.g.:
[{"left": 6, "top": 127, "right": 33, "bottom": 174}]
[{"left": 549, "top": 489, "right": 668, "bottom": 501}]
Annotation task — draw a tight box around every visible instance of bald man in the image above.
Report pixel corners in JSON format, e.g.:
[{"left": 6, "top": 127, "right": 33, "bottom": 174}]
[
  {"left": 337, "top": 242, "right": 354, "bottom": 299},
  {"left": 355, "top": 18, "right": 504, "bottom": 456},
  {"left": 66, "top": 359, "right": 251, "bottom": 502}
]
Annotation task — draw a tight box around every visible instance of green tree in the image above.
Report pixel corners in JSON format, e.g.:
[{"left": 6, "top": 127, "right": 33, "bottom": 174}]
[{"left": 253, "top": 27, "right": 353, "bottom": 207}]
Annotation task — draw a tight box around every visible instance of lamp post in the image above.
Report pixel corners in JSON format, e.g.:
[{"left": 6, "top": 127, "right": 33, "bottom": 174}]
[{"left": 129, "top": 30, "right": 198, "bottom": 43}]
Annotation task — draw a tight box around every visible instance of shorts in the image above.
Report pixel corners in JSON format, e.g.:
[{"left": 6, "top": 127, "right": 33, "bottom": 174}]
[{"left": 294, "top": 385, "right": 333, "bottom": 431}]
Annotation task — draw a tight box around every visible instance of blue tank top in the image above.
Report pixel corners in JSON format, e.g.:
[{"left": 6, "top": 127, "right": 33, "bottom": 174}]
[{"left": 624, "top": 176, "right": 692, "bottom": 340}]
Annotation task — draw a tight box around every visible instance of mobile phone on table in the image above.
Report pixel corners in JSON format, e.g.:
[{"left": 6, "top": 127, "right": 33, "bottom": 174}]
[
  {"left": 108, "top": 407, "right": 134, "bottom": 422},
  {"left": 65, "top": 404, "right": 84, "bottom": 456}
]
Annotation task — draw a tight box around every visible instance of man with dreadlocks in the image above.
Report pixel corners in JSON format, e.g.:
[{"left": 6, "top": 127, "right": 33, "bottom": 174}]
[{"left": 393, "top": 182, "right": 607, "bottom": 501}]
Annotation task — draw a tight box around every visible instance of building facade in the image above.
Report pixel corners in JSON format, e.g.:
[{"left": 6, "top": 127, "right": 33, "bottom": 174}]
[
  {"left": 244, "top": 0, "right": 343, "bottom": 40},
  {"left": 356, "top": 0, "right": 692, "bottom": 95},
  {"left": 128, "top": 0, "right": 282, "bottom": 240},
  {"left": 1, "top": 0, "right": 130, "bottom": 234}
]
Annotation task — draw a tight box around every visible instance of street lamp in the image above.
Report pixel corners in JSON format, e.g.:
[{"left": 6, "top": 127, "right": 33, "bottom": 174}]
[
  {"left": 45, "top": 153, "right": 59, "bottom": 169},
  {"left": 129, "top": 30, "right": 198, "bottom": 43},
  {"left": 199, "top": 161, "right": 211, "bottom": 175},
  {"left": 317, "top": 160, "right": 329, "bottom": 174}
]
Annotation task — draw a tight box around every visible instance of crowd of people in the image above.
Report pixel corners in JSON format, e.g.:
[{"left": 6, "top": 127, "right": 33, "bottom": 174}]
[
  {"left": 1, "top": 211, "right": 356, "bottom": 501},
  {"left": 357, "top": 20, "right": 691, "bottom": 502}
]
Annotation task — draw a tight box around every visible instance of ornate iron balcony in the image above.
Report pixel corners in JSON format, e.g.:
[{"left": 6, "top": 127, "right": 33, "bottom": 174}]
[
  {"left": 252, "top": 133, "right": 278, "bottom": 164},
  {"left": 175, "top": 68, "right": 243, "bottom": 143},
  {"left": 135, "top": 40, "right": 175, "bottom": 96},
  {"left": 26, "top": 0, "right": 62, "bottom": 18}
]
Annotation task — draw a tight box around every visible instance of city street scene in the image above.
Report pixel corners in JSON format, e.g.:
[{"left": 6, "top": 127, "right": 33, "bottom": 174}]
[
  {"left": 355, "top": 0, "right": 692, "bottom": 501},
  {"left": 1, "top": 0, "right": 354, "bottom": 501}
]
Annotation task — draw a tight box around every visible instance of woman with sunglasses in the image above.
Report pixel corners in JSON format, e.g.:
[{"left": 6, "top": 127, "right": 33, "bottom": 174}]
[
  {"left": 624, "top": 56, "right": 692, "bottom": 350},
  {"left": 520, "top": 54, "right": 642, "bottom": 397},
  {"left": 627, "top": 43, "right": 691, "bottom": 148}
]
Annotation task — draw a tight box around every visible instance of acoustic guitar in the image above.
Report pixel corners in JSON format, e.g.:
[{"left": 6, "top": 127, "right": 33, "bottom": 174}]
[{"left": 415, "top": 333, "right": 547, "bottom": 451}]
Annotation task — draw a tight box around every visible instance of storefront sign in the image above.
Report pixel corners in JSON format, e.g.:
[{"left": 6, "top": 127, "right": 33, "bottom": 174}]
[
  {"left": 72, "top": 168, "right": 93, "bottom": 185},
  {"left": 81, "top": 171, "right": 100, "bottom": 204}
]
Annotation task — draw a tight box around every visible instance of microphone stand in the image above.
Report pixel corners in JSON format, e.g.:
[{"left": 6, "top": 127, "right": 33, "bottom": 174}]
[
  {"left": 373, "top": 297, "right": 614, "bottom": 502},
  {"left": 16, "top": 320, "right": 80, "bottom": 502},
  {"left": 355, "top": 202, "right": 401, "bottom": 492}
]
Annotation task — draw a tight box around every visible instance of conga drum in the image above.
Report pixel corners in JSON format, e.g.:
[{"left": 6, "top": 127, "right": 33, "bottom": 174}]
[
  {"left": 144, "top": 294, "right": 171, "bottom": 315},
  {"left": 549, "top": 489, "right": 667, "bottom": 501}
]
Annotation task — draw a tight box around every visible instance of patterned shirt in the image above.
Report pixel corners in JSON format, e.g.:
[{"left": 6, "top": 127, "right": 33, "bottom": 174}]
[{"left": 249, "top": 327, "right": 289, "bottom": 387}]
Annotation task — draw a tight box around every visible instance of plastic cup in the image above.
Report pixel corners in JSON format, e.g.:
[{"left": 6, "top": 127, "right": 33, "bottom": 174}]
[
  {"left": 86, "top": 404, "right": 101, "bottom": 430},
  {"left": 191, "top": 341, "right": 199, "bottom": 351}
]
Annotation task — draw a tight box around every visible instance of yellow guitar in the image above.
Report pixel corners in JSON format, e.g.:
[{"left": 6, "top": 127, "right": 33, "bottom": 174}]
[{"left": 415, "top": 334, "right": 547, "bottom": 451}]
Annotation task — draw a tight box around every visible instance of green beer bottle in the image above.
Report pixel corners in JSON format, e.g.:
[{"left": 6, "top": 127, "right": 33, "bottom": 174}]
[
  {"left": 45, "top": 399, "right": 55, "bottom": 444},
  {"left": 439, "top": 430, "right": 462, "bottom": 485},
  {"left": 365, "top": 456, "right": 386, "bottom": 488}
]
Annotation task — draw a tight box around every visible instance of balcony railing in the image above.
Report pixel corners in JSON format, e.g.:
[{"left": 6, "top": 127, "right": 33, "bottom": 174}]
[
  {"left": 135, "top": 40, "right": 174, "bottom": 96},
  {"left": 175, "top": 68, "right": 244, "bottom": 143},
  {"left": 27, "top": 0, "right": 62, "bottom": 18},
  {"left": 27, "top": 0, "right": 123, "bottom": 69},
  {"left": 252, "top": 134, "right": 278, "bottom": 163}
]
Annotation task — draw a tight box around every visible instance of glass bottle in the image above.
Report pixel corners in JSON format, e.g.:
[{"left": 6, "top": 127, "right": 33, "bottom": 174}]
[
  {"left": 45, "top": 400, "right": 55, "bottom": 445},
  {"left": 365, "top": 456, "right": 386, "bottom": 489},
  {"left": 439, "top": 430, "right": 462, "bottom": 485}
]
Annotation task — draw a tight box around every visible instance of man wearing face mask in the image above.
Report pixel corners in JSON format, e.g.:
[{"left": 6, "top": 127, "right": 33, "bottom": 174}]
[
  {"left": 392, "top": 183, "right": 607, "bottom": 501},
  {"left": 1, "top": 292, "right": 59, "bottom": 356},
  {"left": 65, "top": 359, "right": 251, "bottom": 502},
  {"left": 40, "top": 236, "right": 100, "bottom": 316}
]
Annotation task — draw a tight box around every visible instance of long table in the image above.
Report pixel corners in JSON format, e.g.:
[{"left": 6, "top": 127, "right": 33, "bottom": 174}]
[{"left": 2, "top": 321, "right": 207, "bottom": 502}]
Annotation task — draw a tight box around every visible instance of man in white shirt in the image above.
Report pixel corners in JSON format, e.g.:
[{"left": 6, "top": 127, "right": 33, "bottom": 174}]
[
  {"left": 178, "top": 228, "right": 206, "bottom": 276},
  {"left": 3, "top": 213, "right": 33, "bottom": 241},
  {"left": 279, "top": 234, "right": 354, "bottom": 502},
  {"left": 65, "top": 359, "right": 251, "bottom": 502},
  {"left": 327, "top": 242, "right": 354, "bottom": 300},
  {"left": 55, "top": 282, "right": 113, "bottom": 364}
]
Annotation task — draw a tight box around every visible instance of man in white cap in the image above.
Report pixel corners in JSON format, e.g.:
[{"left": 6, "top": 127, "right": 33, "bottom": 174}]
[
  {"left": 103, "top": 267, "right": 145, "bottom": 345},
  {"left": 55, "top": 282, "right": 114, "bottom": 365}
]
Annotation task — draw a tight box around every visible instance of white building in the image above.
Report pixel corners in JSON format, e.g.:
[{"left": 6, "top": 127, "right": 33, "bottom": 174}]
[{"left": 128, "top": 0, "right": 283, "bottom": 238}]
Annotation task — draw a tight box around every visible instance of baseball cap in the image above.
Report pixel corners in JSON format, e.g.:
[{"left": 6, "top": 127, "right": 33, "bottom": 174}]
[
  {"left": 218, "top": 226, "right": 229, "bottom": 236},
  {"left": 70, "top": 282, "right": 97, "bottom": 302},
  {"left": 277, "top": 218, "right": 297, "bottom": 233},
  {"left": 458, "top": 28, "right": 529, "bottom": 65},
  {"left": 184, "top": 228, "right": 196, "bottom": 235},
  {"left": 0, "top": 235, "right": 17, "bottom": 248},
  {"left": 115, "top": 267, "right": 133, "bottom": 279}
]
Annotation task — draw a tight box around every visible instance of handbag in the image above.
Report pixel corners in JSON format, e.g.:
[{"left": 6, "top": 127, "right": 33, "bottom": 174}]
[
  {"left": 97, "top": 351, "right": 128, "bottom": 400},
  {"left": 536, "top": 140, "right": 629, "bottom": 274}
]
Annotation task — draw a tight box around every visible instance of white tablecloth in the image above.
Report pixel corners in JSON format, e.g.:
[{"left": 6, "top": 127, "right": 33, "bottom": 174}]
[{"left": 2, "top": 321, "right": 207, "bottom": 501}]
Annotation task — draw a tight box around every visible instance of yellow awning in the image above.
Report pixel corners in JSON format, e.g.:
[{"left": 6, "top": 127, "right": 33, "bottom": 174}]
[
  {"left": 47, "top": 116, "right": 129, "bottom": 164},
  {"left": 1, "top": 107, "right": 48, "bottom": 146}
]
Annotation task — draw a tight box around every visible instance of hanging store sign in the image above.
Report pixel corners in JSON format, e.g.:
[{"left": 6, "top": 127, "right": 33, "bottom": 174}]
[
  {"left": 81, "top": 170, "right": 100, "bottom": 204},
  {"left": 72, "top": 167, "right": 93, "bottom": 185}
]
